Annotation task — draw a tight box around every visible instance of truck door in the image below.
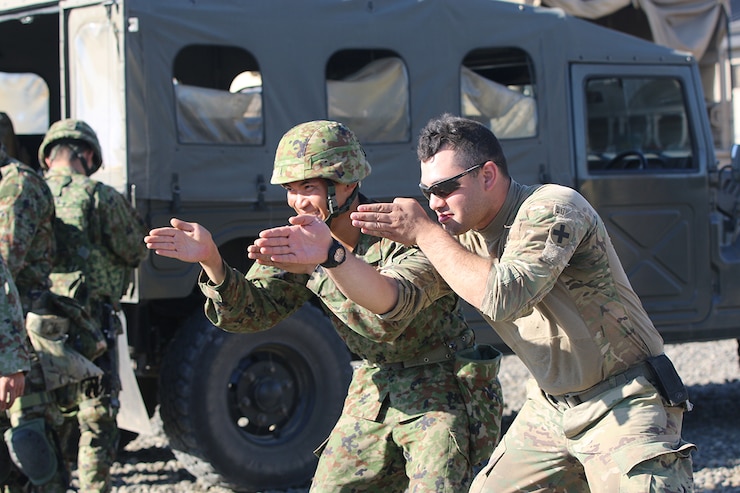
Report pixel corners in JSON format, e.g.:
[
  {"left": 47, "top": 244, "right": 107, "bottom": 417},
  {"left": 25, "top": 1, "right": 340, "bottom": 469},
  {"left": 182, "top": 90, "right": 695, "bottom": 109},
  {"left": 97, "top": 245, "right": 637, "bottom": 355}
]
[
  {"left": 61, "top": 0, "right": 127, "bottom": 194},
  {"left": 571, "top": 64, "right": 713, "bottom": 330}
]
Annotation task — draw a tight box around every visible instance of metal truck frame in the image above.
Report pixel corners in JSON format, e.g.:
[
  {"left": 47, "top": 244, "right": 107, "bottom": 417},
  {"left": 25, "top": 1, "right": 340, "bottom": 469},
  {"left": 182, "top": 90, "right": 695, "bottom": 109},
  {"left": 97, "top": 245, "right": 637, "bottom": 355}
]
[{"left": 1, "top": 0, "right": 739, "bottom": 490}]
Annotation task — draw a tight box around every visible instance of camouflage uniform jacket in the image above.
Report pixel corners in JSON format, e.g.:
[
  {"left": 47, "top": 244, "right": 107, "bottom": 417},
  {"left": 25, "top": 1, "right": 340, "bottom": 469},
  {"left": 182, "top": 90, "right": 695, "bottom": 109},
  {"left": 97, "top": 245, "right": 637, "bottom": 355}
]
[
  {"left": 200, "top": 211, "right": 473, "bottom": 422},
  {"left": 45, "top": 167, "right": 148, "bottom": 311},
  {"left": 0, "top": 255, "right": 30, "bottom": 376},
  {"left": 460, "top": 180, "right": 664, "bottom": 396},
  {"left": 0, "top": 150, "right": 55, "bottom": 313}
]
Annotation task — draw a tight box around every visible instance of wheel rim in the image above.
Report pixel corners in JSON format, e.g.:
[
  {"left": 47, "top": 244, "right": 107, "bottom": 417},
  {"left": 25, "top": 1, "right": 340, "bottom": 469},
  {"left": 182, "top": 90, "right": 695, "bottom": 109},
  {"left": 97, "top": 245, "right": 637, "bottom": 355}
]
[{"left": 227, "top": 343, "right": 315, "bottom": 445}]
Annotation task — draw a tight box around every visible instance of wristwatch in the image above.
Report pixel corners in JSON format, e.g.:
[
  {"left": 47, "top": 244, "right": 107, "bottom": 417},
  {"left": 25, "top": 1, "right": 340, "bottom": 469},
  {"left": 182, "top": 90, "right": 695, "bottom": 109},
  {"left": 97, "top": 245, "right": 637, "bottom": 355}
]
[{"left": 320, "top": 238, "right": 347, "bottom": 268}]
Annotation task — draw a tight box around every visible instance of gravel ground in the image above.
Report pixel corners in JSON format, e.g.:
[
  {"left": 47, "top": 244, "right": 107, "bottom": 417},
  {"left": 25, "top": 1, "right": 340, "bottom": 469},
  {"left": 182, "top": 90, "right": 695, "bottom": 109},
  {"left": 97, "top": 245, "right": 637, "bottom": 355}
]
[{"left": 94, "top": 339, "right": 740, "bottom": 493}]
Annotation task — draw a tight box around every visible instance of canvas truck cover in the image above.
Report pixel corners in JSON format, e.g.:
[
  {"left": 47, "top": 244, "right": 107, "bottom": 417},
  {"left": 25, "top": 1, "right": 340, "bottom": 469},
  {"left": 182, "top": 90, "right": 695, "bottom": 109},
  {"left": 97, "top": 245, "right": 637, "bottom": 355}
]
[{"left": 33, "top": 0, "right": 695, "bottom": 206}]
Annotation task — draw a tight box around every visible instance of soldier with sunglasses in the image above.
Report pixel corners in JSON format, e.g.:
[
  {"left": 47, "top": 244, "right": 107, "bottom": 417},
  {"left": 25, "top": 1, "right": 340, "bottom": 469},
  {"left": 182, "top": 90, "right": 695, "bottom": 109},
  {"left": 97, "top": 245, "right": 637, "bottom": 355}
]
[
  {"left": 145, "top": 120, "right": 504, "bottom": 492},
  {"left": 349, "top": 113, "right": 696, "bottom": 492}
]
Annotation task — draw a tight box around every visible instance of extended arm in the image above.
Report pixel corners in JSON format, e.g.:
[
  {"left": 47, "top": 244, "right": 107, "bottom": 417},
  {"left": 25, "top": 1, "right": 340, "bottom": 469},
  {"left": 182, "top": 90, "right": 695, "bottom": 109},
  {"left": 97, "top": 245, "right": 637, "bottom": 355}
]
[
  {"left": 351, "top": 199, "right": 490, "bottom": 309},
  {"left": 252, "top": 215, "right": 399, "bottom": 314}
]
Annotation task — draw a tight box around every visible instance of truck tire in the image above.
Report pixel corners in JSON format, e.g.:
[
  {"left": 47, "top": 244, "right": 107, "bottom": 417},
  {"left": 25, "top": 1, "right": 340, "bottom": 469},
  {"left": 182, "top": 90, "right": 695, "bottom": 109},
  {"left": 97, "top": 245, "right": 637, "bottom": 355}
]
[{"left": 158, "top": 302, "right": 352, "bottom": 492}]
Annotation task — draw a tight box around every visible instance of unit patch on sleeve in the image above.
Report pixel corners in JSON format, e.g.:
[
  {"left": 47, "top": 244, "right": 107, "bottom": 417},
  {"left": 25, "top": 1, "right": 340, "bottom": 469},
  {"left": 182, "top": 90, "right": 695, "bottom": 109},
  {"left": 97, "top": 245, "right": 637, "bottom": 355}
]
[{"left": 549, "top": 222, "right": 572, "bottom": 247}]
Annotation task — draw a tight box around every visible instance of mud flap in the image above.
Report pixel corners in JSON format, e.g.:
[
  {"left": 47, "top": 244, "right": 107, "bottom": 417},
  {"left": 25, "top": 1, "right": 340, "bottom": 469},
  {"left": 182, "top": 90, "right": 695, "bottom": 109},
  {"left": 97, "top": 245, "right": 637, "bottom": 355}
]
[
  {"left": 115, "top": 311, "right": 152, "bottom": 435},
  {"left": 3, "top": 418, "right": 57, "bottom": 485}
]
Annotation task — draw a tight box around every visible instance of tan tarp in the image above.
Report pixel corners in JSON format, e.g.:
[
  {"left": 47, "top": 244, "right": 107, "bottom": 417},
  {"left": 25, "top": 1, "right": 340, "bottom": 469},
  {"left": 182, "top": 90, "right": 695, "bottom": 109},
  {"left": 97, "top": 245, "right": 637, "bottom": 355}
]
[{"left": 514, "top": 0, "right": 730, "bottom": 62}]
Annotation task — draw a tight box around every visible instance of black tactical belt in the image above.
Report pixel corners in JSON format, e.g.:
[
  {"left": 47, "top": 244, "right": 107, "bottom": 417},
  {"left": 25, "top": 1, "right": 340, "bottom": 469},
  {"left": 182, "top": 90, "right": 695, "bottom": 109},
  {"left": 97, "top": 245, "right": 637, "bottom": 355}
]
[
  {"left": 370, "top": 333, "right": 473, "bottom": 371},
  {"left": 546, "top": 360, "right": 656, "bottom": 408}
]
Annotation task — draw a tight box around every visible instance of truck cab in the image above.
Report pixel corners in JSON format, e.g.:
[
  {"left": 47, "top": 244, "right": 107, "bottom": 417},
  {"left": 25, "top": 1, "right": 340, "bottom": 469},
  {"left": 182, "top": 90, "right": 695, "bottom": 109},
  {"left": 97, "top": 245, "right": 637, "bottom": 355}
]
[{"left": 1, "top": 0, "right": 739, "bottom": 490}]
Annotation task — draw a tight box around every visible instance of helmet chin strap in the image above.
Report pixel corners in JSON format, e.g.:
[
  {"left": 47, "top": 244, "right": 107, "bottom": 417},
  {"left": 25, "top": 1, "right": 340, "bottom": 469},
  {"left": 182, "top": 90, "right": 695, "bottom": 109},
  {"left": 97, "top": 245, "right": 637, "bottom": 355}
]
[
  {"left": 77, "top": 153, "right": 93, "bottom": 176},
  {"left": 324, "top": 181, "right": 359, "bottom": 227},
  {"left": 68, "top": 143, "right": 93, "bottom": 176}
]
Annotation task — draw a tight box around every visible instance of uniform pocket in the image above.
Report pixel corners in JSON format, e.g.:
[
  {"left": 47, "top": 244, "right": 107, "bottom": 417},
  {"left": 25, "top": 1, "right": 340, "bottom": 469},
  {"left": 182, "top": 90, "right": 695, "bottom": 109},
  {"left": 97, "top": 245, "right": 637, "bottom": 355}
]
[{"left": 454, "top": 344, "right": 504, "bottom": 465}]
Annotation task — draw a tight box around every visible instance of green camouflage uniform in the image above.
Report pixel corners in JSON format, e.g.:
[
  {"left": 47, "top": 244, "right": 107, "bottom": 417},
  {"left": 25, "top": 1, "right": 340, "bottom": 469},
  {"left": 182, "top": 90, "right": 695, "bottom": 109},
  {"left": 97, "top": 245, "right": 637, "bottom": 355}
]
[
  {"left": 0, "top": 256, "right": 32, "bottom": 490},
  {"left": 199, "top": 195, "right": 503, "bottom": 492},
  {"left": 468, "top": 181, "right": 696, "bottom": 493},
  {"left": 0, "top": 151, "right": 69, "bottom": 493},
  {"left": 45, "top": 166, "right": 148, "bottom": 493},
  {"left": 0, "top": 255, "right": 30, "bottom": 381}
]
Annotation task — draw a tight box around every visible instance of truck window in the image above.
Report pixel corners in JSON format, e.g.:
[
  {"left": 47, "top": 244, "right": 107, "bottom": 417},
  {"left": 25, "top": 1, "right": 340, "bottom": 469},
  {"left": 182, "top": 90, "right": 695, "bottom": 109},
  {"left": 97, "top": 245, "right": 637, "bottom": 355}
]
[
  {"left": 585, "top": 76, "right": 695, "bottom": 172},
  {"left": 0, "top": 72, "right": 49, "bottom": 134},
  {"left": 172, "top": 45, "right": 263, "bottom": 145},
  {"left": 326, "top": 50, "right": 410, "bottom": 143},
  {"left": 461, "top": 48, "right": 537, "bottom": 139}
]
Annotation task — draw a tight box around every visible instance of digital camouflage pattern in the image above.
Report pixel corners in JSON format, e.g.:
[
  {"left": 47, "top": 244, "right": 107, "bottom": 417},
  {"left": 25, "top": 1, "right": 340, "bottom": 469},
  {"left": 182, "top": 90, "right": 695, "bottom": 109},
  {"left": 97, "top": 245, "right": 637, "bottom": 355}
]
[
  {"left": 457, "top": 180, "right": 694, "bottom": 491},
  {"left": 271, "top": 120, "right": 371, "bottom": 185},
  {"left": 0, "top": 150, "right": 69, "bottom": 492},
  {"left": 38, "top": 119, "right": 103, "bottom": 175},
  {"left": 45, "top": 161, "right": 148, "bottom": 493},
  {"left": 0, "top": 256, "right": 29, "bottom": 377},
  {"left": 45, "top": 167, "right": 148, "bottom": 310},
  {"left": 0, "top": 151, "right": 55, "bottom": 312},
  {"left": 200, "top": 201, "right": 504, "bottom": 491}
]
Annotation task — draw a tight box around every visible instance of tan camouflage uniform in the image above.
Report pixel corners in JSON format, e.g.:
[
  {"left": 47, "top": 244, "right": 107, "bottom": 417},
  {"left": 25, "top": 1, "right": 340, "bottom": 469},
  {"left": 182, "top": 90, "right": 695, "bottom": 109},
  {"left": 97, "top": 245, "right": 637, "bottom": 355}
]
[
  {"left": 0, "top": 149, "right": 69, "bottom": 493},
  {"left": 42, "top": 120, "right": 148, "bottom": 493},
  {"left": 468, "top": 181, "right": 696, "bottom": 493},
  {"left": 198, "top": 120, "right": 504, "bottom": 493}
]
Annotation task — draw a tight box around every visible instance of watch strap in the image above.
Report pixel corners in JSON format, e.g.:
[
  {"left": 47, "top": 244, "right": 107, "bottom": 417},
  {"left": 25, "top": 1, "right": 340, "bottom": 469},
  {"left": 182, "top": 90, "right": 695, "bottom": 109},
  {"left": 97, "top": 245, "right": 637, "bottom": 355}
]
[{"left": 320, "top": 238, "right": 346, "bottom": 268}]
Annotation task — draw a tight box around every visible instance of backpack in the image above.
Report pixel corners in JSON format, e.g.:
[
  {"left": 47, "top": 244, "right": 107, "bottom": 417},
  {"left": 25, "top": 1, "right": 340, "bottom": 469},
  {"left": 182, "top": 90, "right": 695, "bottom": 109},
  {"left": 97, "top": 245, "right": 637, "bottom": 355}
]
[{"left": 47, "top": 175, "right": 101, "bottom": 308}]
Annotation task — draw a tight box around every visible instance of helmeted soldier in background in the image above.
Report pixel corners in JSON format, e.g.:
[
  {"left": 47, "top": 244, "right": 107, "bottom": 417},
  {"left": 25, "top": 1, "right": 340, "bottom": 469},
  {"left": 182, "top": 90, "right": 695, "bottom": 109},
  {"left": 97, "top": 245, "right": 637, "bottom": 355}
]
[
  {"left": 39, "top": 118, "right": 148, "bottom": 493},
  {"left": 0, "top": 116, "right": 29, "bottom": 413},
  {"left": 0, "top": 118, "right": 71, "bottom": 493},
  {"left": 145, "top": 120, "right": 504, "bottom": 492}
]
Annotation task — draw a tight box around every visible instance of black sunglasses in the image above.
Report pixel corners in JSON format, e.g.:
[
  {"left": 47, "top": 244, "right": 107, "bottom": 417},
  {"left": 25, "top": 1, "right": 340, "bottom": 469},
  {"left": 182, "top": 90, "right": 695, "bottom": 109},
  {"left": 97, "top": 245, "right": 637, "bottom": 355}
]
[{"left": 419, "top": 162, "right": 486, "bottom": 200}]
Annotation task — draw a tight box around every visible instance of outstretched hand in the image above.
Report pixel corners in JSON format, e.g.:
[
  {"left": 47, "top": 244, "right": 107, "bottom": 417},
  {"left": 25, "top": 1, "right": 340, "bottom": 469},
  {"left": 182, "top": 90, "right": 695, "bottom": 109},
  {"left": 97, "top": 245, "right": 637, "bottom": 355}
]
[
  {"left": 144, "top": 218, "right": 220, "bottom": 265},
  {"left": 249, "top": 215, "right": 333, "bottom": 268},
  {"left": 350, "top": 198, "right": 433, "bottom": 245}
]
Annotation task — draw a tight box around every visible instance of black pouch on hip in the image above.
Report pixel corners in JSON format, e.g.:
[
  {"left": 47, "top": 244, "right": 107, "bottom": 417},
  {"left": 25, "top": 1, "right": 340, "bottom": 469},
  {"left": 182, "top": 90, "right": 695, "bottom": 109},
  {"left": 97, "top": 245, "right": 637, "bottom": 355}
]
[{"left": 646, "top": 354, "right": 689, "bottom": 407}]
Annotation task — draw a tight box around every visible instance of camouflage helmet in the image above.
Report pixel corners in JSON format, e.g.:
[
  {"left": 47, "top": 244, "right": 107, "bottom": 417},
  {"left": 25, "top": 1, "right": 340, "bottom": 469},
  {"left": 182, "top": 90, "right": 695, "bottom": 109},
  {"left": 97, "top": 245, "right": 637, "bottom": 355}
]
[
  {"left": 271, "top": 120, "right": 371, "bottom": 185},
  {"left": 38, "top": 119, "right": 103, "bottom": 174}
]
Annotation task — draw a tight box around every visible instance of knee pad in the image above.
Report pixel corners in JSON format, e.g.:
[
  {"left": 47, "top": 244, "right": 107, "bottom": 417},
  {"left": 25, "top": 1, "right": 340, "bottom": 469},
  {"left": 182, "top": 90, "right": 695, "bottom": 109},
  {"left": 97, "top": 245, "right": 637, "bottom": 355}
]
[{"left": 3, "top": 418, "right": 58, "bottom": 486}]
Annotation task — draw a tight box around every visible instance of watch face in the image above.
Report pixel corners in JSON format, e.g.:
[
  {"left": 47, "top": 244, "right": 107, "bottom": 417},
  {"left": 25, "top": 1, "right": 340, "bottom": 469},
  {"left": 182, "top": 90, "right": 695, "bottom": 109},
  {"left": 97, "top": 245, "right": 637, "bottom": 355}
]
[{"left": 335, "top": 246, "right": 346, "bottom": 263}]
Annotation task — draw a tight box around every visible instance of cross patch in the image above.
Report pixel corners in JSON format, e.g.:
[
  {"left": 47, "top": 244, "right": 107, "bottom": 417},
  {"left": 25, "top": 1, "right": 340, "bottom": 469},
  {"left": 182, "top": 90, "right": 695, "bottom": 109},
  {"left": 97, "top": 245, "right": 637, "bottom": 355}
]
[{"left": 549, "top": 222, "right": 572, "bottom": 246}]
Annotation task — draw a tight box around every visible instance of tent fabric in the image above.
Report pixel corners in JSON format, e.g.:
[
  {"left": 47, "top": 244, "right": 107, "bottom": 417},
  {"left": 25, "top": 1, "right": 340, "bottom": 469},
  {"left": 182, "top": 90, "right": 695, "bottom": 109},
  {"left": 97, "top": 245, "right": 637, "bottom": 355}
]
[
  {"left": 327, "top": 57, "right": 411, "bottom": 143},
  {"left": 516, "top": 0, "right": 730, "bottom": 61}
]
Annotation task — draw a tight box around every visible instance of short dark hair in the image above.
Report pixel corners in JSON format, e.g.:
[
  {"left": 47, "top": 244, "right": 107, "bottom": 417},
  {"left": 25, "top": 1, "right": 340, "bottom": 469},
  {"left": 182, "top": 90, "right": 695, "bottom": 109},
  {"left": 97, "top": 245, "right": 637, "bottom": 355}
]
[{"left": 417, "top": 113, "right": 509, "bottom": 176}]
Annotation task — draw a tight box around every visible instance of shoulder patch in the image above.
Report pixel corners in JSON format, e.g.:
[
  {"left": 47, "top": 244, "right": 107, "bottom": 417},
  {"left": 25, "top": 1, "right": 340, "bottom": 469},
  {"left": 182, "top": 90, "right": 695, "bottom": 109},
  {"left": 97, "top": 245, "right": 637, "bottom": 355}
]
[{"left": 548, "top": 221, "right": 573, "bottom": 247}]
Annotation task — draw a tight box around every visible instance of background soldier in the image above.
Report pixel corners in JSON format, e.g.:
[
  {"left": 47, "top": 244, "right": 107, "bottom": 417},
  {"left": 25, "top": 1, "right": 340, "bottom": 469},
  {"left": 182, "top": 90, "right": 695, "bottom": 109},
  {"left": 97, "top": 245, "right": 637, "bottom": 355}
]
[
  {"left": 145, "top": 120, "right": 504, "bottom": 492},
  {"left": 0, "top": 117, "right": 70, "bottom": 492},
  {"left": 39, "top": 119, "right": 148, "bottom": 493}
]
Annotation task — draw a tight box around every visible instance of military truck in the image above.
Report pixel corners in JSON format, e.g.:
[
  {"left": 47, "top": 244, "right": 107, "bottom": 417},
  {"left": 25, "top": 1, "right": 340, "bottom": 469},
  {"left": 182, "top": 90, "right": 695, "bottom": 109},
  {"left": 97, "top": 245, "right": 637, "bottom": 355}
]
[{"left": 1, "top": 0, "right": 740, "bottom": 491}]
